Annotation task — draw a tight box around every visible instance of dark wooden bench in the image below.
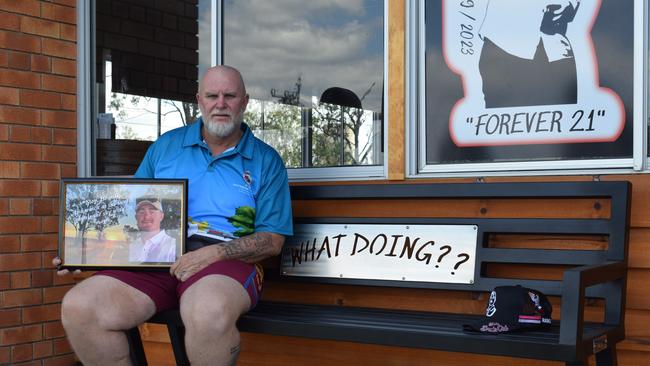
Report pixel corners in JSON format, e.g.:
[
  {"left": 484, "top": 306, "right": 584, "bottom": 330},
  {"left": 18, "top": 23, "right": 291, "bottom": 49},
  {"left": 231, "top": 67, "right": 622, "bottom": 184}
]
[{"left": 127, "top": 181, "right": 631, "bottom": 366}]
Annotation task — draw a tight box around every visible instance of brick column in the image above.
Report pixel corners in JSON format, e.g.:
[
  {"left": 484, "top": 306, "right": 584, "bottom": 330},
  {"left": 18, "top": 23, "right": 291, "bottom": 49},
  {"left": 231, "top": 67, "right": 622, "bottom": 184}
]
[{"left": 0, "top": 1, "right": 78, "bottom": 365}]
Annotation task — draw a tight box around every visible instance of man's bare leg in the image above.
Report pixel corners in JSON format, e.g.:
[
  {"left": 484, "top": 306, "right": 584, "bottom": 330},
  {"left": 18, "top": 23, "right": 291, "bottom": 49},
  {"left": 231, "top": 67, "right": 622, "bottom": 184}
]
[
  {"left": 61, "top": 275, "right": 156, "bottom": 366},
  {"left": 180, "top": 275, "right": 251, "bottom": 366}
]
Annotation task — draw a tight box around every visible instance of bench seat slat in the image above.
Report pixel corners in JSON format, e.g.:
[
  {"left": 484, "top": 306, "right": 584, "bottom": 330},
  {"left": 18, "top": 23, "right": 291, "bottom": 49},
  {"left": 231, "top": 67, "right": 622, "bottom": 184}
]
[
  {"left": 480, "top": 248, "right": 605, "bottom": 265},
  {"left": 301, "top": 217, "right": 613, "bottom": 235},
  {"left": 290, "top": 181, "right": 627, "bottom": 200},
  {"left": 238, "top": 301, "right": 617, "bottom": 362}
]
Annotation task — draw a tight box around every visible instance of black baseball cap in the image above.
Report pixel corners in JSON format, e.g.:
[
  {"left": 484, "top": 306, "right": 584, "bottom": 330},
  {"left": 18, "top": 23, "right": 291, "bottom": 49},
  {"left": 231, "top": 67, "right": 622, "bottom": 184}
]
[{"left": 463, "top": 285, "right": 552, "bottom": 333}]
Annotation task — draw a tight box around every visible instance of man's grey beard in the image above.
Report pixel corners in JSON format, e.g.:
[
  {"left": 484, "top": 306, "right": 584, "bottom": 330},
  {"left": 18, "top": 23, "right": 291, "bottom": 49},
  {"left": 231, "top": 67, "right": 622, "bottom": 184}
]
[{"left": 204, "top": 118, "right": 241, "bottom": 138}]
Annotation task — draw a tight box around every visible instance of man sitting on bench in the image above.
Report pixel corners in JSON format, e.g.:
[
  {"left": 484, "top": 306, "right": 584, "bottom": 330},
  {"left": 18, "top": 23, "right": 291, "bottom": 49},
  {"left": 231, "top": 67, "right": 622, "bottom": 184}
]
[{"left": 53, "top": 65, "right": 293, "bottom": 366}]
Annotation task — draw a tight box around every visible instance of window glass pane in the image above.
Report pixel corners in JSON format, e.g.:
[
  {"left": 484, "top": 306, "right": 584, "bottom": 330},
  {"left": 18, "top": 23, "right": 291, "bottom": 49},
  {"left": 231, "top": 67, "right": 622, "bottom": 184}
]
[
  {"left": 246, "top": 100, "right": 303, "bottom": 167},
  {"left": 105, "top": 61, "right": 196, "bottom": 141},
  {"left": 223, "top": 0, "right": 384, "bottom": 169},
  {"left": 94, "top": 0, "right": 210, "bottom": 175},
  {"left": 421, "top": 1, "right": 634, "bottom": 168}
]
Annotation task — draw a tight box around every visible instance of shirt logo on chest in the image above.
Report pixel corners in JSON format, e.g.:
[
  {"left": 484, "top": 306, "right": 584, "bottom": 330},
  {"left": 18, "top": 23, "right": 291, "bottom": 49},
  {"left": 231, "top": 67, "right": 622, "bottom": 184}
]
[{"left": 243, "top": 170, "right": 253, "bottom": 187}]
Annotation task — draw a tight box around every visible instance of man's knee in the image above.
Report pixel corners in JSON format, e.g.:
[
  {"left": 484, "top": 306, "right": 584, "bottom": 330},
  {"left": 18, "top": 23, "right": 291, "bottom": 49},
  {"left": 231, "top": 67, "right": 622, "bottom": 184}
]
[
  {"left": 61, "top": 276, "right": 153, "bottom": 331},
  {"left": 182, "top": 296, "right": 241, "bottom": 336},
  {"left": 61, "top": 285, "right": 96, "bottom": 328}
]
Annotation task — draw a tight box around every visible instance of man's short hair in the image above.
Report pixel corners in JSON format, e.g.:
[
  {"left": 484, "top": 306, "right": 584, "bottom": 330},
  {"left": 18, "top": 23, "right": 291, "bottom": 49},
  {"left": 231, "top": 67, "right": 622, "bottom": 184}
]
[{"left": 135, "top": 198, "right": 163, "bottom": 212}]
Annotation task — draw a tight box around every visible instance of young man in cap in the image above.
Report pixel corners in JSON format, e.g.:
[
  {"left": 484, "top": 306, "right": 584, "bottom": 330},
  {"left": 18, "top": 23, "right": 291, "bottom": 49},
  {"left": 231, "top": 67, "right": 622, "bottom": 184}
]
[
  {"left": 129, "top": 198, "right": 177, "bottom": 263},
  {"left": 54, "top": 65, "right": 293, "bottom": 366}
]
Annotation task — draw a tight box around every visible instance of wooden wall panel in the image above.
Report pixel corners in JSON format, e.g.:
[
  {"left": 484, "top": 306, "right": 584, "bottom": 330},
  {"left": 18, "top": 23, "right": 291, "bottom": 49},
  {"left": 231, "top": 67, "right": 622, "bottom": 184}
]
[
  {"left": 626, "top": 269, "right": 650, "bottom": 310},
  {"left": 141, "top": 335, "right": 650, "bottom": 366},
  {"left": 387, "top": 0, "right": 405, "bottom": 180},
  {"left": 625, "top": 309, "right": 650, "bottom": 338},
  {"left": 601, "top": 175, "right": 650, "bottom": 228},
  {"left": 142, "top": 341, "right": 176, "bottom": 366},
  {"left": 629, "top": 228, "right": 650, "bottom": 269},
  {"left": 237, "top": 333, "right": 561, "bottom": 366}
]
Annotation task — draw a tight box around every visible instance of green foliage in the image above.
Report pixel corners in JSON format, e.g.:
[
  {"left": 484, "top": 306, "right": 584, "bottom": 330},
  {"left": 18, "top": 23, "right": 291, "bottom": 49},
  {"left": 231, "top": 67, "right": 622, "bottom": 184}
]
[
  {"left": 228, "top": 206, "right": 256, "bottom": 237},
  {"left": 312, "top": 102, "right": 376, "bottom": 167},
  {"left": 117, "top": 125, "right": 139, "bottom": 140},
  {"left": 108, "top": 93, "right": 143, "bottom": 121},
  {"left": 249, "top": 80, "right": 378, "bottom": 169},
  {"left": 160, "top": 199, "right": 182, "bottom": 231},
  {"left": 312, "top": 103, "right": 345, "bottom": 167},
  {"left": 248, "top": 101, "right": 303, "bottom": 168}
]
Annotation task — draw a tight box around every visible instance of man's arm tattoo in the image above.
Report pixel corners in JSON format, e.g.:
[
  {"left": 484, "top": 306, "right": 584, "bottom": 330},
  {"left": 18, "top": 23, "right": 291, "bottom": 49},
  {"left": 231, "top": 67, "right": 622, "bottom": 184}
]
[{"left": 217, "top": 232, "right": 275, "bottom": 263}]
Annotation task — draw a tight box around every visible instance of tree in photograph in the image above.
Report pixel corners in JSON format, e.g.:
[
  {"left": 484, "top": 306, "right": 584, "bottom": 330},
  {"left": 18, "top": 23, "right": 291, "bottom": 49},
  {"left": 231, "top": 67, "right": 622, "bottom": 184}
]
[
  {"left": 92, "top": 197, "right": 128, "bottom": 237},
  {"left": 65, "top": 184, "right": 128, "bottom": 263}
]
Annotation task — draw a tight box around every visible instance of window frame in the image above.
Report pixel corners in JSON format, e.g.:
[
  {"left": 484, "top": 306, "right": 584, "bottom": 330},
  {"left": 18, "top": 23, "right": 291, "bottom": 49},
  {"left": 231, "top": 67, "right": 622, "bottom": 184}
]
[
  {"left": 76, "top": 0, "right": 94, "bottom": 178},
  {"left": 77, "top": 0, "right": 389, "bottom": 181},
  {"left": 406, "top": 0, "right": 648, "bottom": 178}
]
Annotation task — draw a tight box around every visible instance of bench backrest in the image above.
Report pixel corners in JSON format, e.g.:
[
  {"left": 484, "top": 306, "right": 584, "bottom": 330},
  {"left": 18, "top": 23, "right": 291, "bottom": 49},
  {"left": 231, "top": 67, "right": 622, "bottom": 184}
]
[{"left": 285, "top": 181, "right": 631, "bottom": 298}]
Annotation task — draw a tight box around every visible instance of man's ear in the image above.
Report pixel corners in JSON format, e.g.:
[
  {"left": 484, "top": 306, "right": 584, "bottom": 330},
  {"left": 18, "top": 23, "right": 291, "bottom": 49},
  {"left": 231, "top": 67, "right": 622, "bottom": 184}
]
[{"left": 241, "top": 94, "right": 250, "bottom": 112}]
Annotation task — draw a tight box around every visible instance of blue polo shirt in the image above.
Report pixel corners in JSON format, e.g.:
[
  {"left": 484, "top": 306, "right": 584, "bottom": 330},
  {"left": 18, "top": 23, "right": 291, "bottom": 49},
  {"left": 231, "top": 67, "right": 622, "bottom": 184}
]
[{"left": 135, "top": 119, "right": 293, "bottom": 239}]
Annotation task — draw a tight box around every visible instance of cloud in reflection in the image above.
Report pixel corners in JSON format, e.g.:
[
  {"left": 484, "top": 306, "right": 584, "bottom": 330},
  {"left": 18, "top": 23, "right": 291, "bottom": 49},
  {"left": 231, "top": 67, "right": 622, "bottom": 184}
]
[{"left": 222, "top": 0, "right": 384, "bottom": 112}]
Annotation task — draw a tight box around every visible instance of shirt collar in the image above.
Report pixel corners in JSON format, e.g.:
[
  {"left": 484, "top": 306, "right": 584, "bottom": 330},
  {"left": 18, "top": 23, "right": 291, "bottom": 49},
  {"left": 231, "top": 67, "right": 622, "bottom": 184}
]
[
  {"left": 137, "top": 229, "right": 167, "bottom": 248},
  {"left": 183, "top": 117, "right": 254, "bottom": 159},
  {"left": 182, "top": 118, "right": 204, "bottom": 147}
]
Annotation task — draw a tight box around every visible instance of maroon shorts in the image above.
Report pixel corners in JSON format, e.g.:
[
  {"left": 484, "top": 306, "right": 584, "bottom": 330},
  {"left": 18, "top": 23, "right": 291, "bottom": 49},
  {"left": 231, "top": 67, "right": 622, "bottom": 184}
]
[{"left": 95, "top": 260, "right": 263, "bottom": 312}]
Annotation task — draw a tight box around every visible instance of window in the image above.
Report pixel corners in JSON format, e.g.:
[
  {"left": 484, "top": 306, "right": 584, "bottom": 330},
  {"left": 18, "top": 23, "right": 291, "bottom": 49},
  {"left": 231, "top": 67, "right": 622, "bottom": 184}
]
[
  {"left": 79, "top": 0, "right": 387, "bottom": 181},
  {"left": 222, "top": 0, "right": 386, "bottom": 180},
  {"left": 409, "top": 0, "right": 644, "bottom": 176},
  {"left": 77, "top": 0, "right": 211, "bottom": 176}
]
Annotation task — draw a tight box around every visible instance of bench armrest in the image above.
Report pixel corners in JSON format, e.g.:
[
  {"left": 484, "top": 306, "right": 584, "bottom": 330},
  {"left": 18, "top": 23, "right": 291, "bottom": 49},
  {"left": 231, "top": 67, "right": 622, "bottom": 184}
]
[{"left": 558, "top": 260, "right": 627, "bottom": 345}]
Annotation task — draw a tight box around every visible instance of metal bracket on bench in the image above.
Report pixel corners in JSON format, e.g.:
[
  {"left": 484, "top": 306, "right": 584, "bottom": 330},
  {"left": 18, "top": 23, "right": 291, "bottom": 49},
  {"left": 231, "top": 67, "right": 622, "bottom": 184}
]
[
  {"left": 126, "top": 327, "right": 148, "bottom": 366},
  {"left": 126, "top": 311, "right": 189, "bottom": 366},
  {"left": 593, "top": 334, "right": 608, "bottom": 354}
]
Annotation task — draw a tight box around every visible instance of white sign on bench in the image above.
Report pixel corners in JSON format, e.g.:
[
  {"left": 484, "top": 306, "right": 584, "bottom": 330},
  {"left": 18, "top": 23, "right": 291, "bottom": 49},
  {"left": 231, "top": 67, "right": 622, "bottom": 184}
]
[{"left": 281, "top": 224, "right": 478, "bottom": 284}]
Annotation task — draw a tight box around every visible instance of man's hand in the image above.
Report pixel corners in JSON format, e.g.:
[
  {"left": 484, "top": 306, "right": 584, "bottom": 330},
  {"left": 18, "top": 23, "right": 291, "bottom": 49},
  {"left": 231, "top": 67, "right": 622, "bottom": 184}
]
[
  {"left": 52, "top": 256, "right": 81, "bottom": 276},
  {"left": 541, "top": 1, "right": 580, "bottom": 36},
  {"left": 549, "top": 1, "right": 580, "bottom": 22},
  {"left": 170, "top": 232, "right": 284, "bottom": 281},
  {"left": 170, "top": 245, "right": 222, "bottom": 281}
]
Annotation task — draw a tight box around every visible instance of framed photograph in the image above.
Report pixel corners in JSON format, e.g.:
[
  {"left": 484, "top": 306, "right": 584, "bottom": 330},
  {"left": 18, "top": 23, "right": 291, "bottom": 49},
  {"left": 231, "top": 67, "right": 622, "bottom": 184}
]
[{"left": 58, "top": 178, "right": 187, "bottom": 270}]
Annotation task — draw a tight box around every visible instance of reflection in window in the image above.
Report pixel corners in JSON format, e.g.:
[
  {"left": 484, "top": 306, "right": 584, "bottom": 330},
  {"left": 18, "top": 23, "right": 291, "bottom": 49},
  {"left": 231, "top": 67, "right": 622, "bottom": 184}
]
[
  {"left": 246, "top": 100, "right": 303, "bottom": 167},
  {"left": 246, "top": 97, "right": 380, "bottom": 169},
  {"left": 93, "top": 0, "right": 210, "bottom": 176},
  {"left": 223, "top": 0, "right": 384, "bottom": 169},
  {"left": 104, "top": 61, "right": 199, "bottom": 141}
]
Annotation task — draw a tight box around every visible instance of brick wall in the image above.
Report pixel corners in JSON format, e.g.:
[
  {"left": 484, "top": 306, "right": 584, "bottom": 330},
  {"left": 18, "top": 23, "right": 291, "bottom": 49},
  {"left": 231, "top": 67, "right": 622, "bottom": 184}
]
[{"left": 0, "top": 1, "right": 78, "bottom": 365}]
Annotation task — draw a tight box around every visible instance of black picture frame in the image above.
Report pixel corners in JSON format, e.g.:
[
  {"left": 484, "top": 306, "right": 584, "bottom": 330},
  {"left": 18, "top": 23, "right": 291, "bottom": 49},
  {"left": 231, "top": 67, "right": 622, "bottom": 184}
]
[{"left": 58, "top": 178, "right": 188, "bottom": 270}]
